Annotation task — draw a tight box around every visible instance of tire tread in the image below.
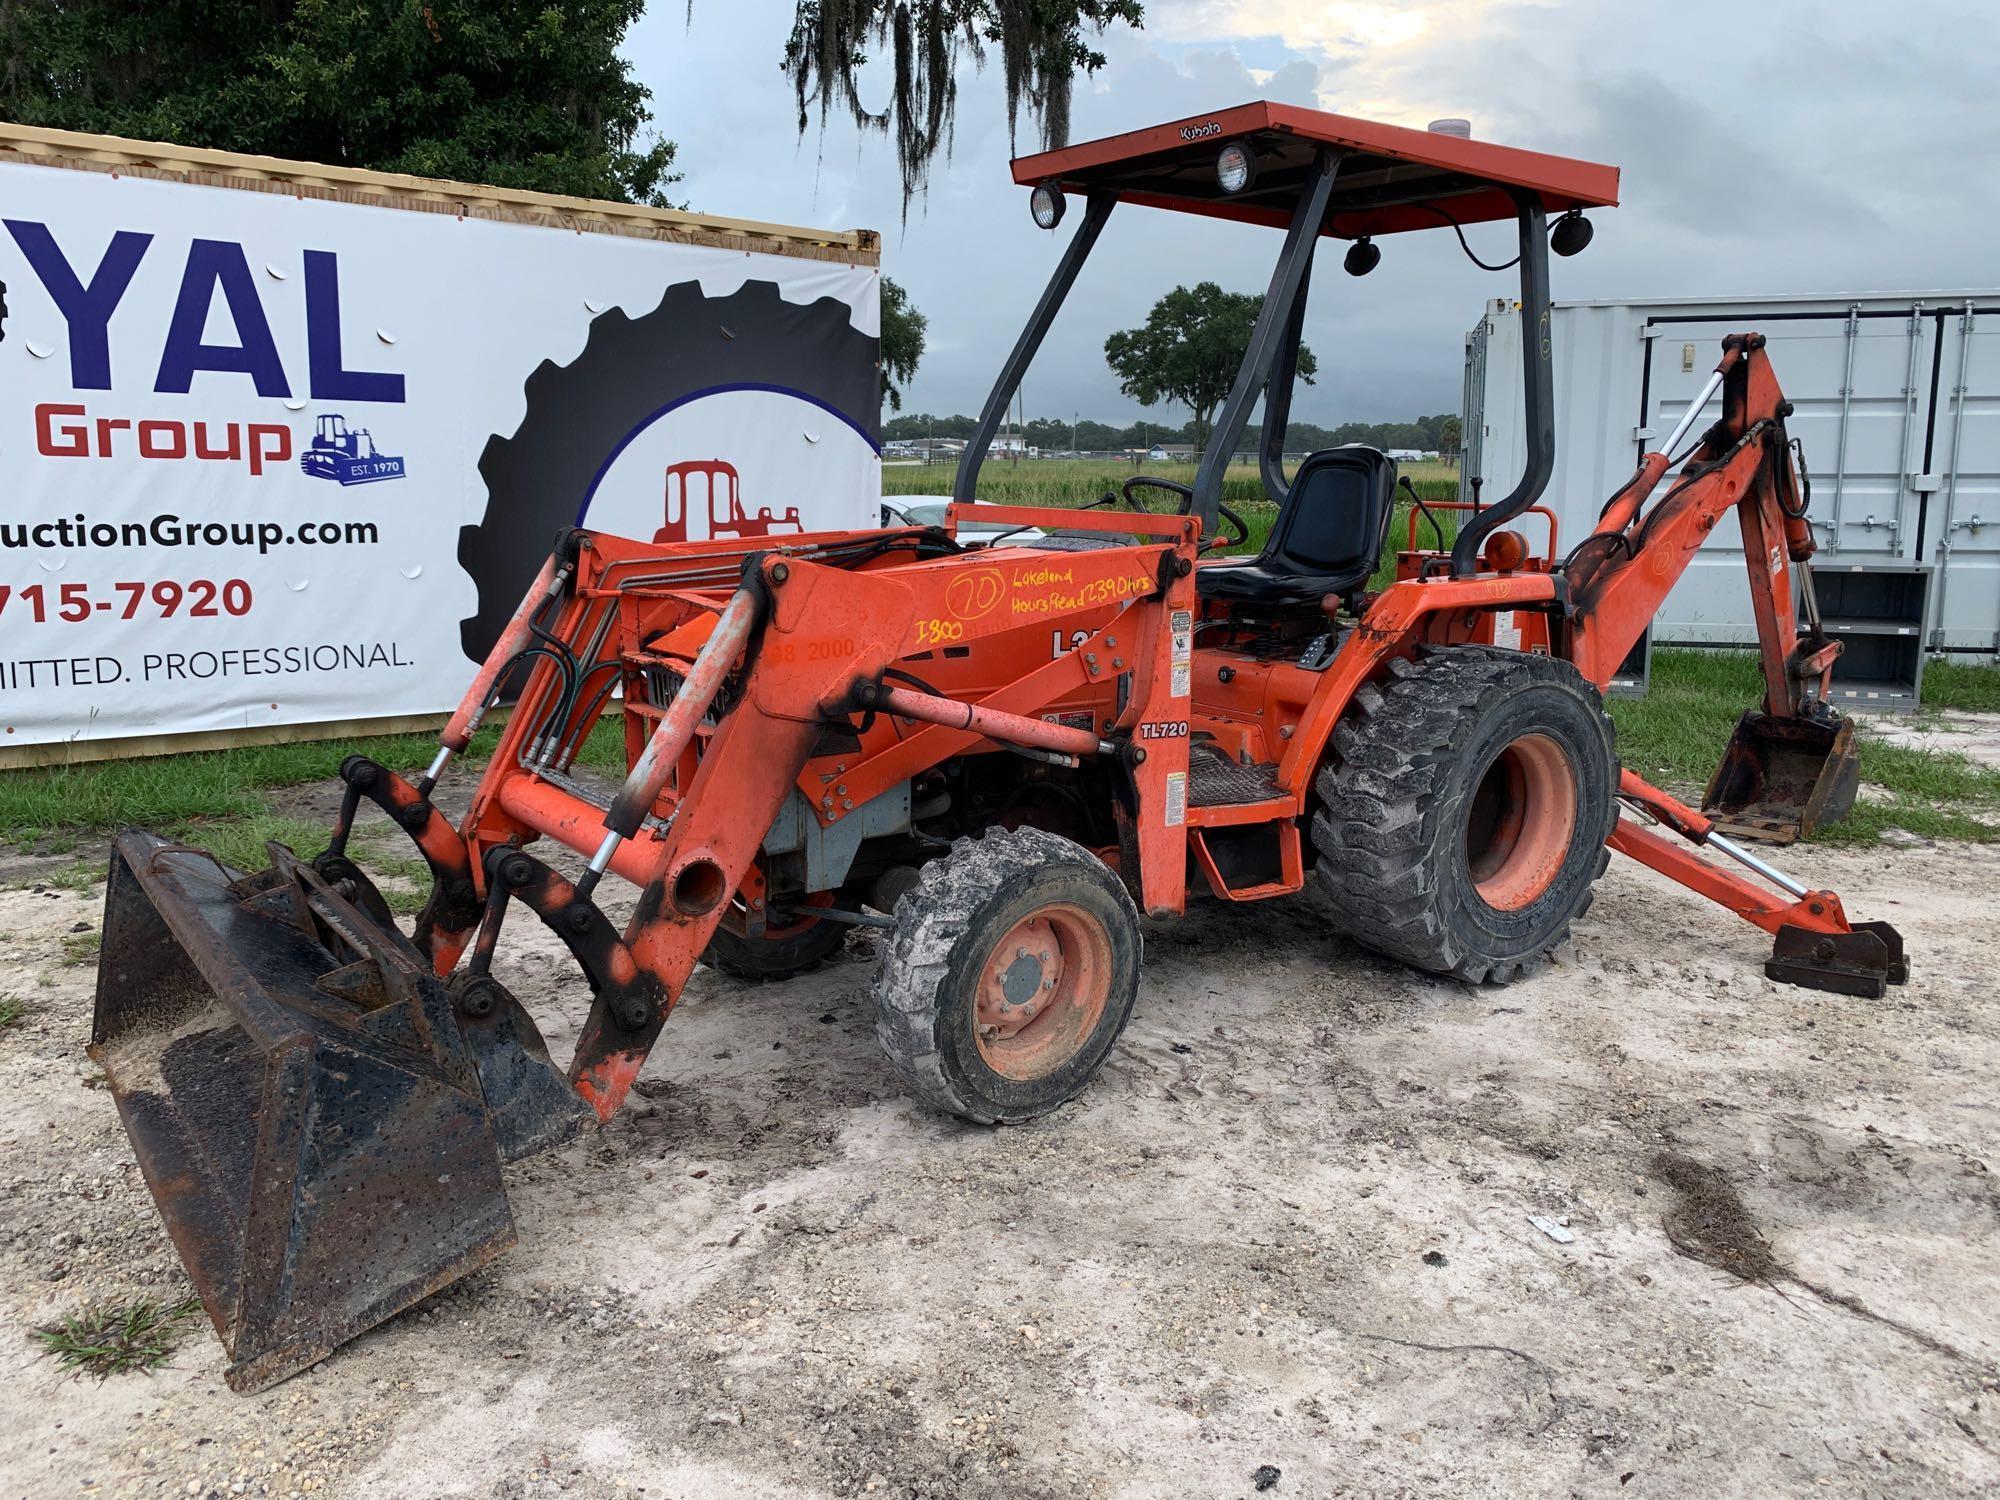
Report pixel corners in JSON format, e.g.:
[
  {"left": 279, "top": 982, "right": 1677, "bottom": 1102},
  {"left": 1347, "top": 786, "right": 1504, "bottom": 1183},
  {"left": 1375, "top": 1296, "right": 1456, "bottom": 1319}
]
[
  {"left": 873, "top": 826, "right": 1138, "bottom": 1125},
  {"left": 1312, "top": 646, "right": 1617, "bottom": 984}
]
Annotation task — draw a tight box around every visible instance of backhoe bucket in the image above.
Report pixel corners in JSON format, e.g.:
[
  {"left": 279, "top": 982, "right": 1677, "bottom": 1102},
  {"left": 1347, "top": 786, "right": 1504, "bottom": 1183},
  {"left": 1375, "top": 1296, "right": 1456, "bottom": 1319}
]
[
  {"left": 89, "top": 831, "right": 587, "bottom": 1392},
  {"left": 1702, "top": 710, "right": 1860, "bottom": 844}
]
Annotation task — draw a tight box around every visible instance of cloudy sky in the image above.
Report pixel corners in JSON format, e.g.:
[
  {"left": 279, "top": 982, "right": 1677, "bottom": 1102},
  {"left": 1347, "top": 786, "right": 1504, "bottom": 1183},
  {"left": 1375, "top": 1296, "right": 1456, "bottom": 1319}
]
[{"left": 628, "top": 0, "right": 1994, "bottom": 428}]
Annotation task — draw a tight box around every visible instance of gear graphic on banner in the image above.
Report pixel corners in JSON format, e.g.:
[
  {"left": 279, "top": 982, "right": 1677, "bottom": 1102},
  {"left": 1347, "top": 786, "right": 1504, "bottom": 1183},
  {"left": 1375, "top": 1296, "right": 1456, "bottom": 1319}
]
[{"left": 461, "top": 280, "right": 880, "bottom": 664}]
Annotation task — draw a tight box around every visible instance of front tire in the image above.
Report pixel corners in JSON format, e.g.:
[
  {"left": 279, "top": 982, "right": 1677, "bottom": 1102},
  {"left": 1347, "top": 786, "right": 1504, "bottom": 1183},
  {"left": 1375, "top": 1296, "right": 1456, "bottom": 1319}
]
[
  {"left": 873, "top": 827, "right": 1142, "bottom": 1124},
  {"left": 1311, "top": 647, "right": 1617, "bottom": 983}
]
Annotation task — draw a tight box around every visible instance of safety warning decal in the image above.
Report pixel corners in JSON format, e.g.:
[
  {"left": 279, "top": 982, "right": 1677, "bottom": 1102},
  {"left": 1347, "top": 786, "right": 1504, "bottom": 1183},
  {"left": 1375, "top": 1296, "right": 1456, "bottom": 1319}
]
[{"left": 1164, "top": 770, "right": 1187, "bottom": 828}]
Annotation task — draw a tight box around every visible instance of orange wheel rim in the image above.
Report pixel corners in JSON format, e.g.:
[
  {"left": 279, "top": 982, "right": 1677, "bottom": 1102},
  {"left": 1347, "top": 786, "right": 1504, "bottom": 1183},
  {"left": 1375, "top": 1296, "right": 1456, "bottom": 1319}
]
[
  {"left": 1464, "top": 732, "right": 1578, "bottom": 912},
  {"left": 972, "top": 903, "right": 1112, "bottom": 1081}
]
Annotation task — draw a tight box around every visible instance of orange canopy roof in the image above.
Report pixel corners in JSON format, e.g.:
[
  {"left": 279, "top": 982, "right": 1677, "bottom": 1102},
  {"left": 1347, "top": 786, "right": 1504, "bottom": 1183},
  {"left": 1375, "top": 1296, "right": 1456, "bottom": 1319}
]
[{"left": 1012, "top": 102, "right": 1619, "bottom": 238}]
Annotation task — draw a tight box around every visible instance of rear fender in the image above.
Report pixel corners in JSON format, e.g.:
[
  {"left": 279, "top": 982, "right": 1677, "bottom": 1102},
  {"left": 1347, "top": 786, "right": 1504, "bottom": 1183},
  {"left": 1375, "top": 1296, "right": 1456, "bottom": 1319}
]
[{"left": 1277, "top": 574, "right": 1561, "bottom": 797}]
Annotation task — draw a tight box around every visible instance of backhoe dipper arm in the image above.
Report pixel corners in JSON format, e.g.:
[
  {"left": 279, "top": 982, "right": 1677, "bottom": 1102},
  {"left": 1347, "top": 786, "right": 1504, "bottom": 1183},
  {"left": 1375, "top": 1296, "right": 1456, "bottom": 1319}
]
[{"left": 1565, "top": 336, "right": 1833, "bottom": 713}]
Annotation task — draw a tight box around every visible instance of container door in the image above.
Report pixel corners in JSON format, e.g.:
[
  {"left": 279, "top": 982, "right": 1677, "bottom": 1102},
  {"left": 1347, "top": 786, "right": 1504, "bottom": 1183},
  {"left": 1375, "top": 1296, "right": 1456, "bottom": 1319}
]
[
  {"left": 1925, "top": 305, "right": 2000, "bottom": 656},
  {"left": 1459, "top": 313, "right": 1491, "bottom": 505},
  {"left": 1469, "top": 299, "right": 1527, "bottom": 513}
]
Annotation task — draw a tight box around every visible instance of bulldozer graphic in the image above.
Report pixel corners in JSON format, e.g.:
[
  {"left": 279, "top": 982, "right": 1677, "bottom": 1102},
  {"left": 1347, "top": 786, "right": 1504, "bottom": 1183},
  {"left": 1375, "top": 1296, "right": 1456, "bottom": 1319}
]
[
  {"left": 653, "top": 457, "right": 801, "bottom": 544},
  {"left": 300, "top": 413, "right": 406, "bottom": 485}
]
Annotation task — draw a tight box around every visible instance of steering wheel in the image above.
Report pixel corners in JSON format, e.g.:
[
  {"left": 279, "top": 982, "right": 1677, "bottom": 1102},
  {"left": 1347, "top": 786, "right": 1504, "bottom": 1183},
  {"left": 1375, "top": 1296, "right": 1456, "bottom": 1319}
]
[
  {"left": 1120, "top": 474, "right": 1195, "bottom": 514},
  {"left": 1119, "top": 475, "right": 1249, "bottom": 553}
]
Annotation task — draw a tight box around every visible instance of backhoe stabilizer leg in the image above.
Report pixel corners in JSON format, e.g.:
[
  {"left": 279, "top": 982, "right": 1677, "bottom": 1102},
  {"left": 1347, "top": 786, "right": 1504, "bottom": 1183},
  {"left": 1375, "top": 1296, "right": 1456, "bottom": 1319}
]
[
  {"left": 1609, "top": 771, "right": 1908, "bottom": 999},
  {"left": 1766, "top": 920, "right": 1909, "bottom": 999}
]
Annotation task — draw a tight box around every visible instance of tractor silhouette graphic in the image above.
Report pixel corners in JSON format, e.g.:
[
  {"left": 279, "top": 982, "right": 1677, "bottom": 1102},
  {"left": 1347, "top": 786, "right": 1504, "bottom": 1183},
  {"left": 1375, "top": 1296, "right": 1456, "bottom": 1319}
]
[
  {"left": 654, "top": 459, "right": 801, "bottom": 544},
  {"left": 301, "top": 414, "right": 406, "bottom": 485}
]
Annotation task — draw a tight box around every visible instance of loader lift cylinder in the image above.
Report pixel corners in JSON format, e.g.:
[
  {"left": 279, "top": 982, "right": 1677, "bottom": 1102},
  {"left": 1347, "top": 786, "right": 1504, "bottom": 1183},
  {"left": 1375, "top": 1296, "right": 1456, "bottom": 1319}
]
[
  {"left": 426, "top": 553, "right": 569, "bottom": 794},
  {"left": 580, "top": 577, "right": 763, "bottom": 898}
]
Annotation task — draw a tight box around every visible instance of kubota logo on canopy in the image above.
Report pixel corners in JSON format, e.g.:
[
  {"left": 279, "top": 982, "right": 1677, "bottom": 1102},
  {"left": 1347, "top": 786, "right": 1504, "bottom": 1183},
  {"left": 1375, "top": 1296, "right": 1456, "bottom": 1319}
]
[{"left": 1180, "top": 121, "right": 1223, "bottom": 141}]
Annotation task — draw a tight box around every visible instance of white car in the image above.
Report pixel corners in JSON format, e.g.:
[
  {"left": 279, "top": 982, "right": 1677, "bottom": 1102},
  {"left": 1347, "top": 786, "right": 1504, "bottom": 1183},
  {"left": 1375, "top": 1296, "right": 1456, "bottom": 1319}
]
[{"left": 881, "top": 498, "right": 1045, "bottom": 548}]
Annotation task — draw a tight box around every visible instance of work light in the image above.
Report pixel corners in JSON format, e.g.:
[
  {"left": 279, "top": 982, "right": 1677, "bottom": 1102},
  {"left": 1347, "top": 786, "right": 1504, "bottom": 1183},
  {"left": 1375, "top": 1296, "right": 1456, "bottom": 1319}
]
[
  {"left": 1216, "top": 140, "right": 1257, "bottom": 194},
  {"left": 1030, "top": 182, "right": 1066, "bottom": 229},
  {"left": 1551, "top": 209, "right": 1594, "bottom": 256}
]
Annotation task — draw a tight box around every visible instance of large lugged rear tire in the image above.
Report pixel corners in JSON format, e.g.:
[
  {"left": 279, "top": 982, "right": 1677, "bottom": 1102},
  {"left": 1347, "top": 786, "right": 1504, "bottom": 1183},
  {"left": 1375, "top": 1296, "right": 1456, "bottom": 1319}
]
[
  {"left": 1311, "top": 647, "right": 1617, "bottom": 984},
  {"left": 873, "top": 827, "right": 1143, "bottom": 1124}
]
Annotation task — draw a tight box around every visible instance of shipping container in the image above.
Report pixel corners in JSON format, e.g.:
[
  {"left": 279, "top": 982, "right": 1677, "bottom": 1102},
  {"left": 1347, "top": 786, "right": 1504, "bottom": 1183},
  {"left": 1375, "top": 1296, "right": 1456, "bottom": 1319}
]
[{"left": 1464, "top": 292, "right": 2000, "bottom": 706}]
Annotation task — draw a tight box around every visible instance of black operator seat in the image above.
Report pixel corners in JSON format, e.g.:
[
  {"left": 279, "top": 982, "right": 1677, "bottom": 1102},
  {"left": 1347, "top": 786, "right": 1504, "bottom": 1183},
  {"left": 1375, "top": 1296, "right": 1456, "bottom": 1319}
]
[{"left": 1196, "top": 446, "right": 1398, "bottom": 608}]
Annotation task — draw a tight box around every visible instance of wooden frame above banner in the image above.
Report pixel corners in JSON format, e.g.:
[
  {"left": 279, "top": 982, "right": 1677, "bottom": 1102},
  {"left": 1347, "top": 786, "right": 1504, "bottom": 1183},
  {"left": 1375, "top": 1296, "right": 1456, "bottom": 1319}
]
[{"left": 0, "top": 123, "right": 880, "bottom": 266}]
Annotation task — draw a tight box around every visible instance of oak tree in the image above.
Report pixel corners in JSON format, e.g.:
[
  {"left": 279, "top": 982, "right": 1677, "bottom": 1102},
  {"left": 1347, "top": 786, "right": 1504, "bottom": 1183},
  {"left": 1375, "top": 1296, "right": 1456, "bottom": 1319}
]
[
  {"left": 0, "top": 1, "right": 680, "bottom": 205},
  {"left": 1104, "top": 283, "right": 1319, "bottom": 451}
]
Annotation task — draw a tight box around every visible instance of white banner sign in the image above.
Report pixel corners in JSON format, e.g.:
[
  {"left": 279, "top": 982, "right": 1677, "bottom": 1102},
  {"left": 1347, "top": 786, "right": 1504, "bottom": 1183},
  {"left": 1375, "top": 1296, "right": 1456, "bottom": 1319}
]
[{"left": 0, "top": 158, "right": 881, "bottom": 751}]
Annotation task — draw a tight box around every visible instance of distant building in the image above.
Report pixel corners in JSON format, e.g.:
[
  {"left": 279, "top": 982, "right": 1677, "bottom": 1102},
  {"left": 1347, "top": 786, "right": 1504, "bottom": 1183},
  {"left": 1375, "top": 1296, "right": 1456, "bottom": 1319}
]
[{"left": 1146, "top": 443, "right": 1197, "bottom": 461}]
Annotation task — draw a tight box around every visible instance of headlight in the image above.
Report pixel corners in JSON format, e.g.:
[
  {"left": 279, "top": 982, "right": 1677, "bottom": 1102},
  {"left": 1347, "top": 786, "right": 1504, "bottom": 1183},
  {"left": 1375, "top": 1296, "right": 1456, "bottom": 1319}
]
[
  {"left": 1216, "top": 140, "right": 1257, "bottom": 195},
  {"left": 1030, "top": 182, "right": 1066, "bottom": 230}
]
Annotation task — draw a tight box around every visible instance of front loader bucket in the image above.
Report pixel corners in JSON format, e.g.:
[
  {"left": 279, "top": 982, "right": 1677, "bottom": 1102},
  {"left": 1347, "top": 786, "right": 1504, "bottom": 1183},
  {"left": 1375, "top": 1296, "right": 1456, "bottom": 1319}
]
[
  {"left": 89, "top": 831, "right": 586, "bottom": 1392},
  {"left": 1702, "top": 710, "right": 1861, "bottom": 844}
]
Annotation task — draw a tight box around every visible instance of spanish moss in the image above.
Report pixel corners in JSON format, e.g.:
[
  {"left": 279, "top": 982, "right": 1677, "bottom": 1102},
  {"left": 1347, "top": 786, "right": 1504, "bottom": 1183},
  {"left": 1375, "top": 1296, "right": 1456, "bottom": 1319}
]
[{"left": 780, "top": 2, "right": 1144, "bottom": 215}]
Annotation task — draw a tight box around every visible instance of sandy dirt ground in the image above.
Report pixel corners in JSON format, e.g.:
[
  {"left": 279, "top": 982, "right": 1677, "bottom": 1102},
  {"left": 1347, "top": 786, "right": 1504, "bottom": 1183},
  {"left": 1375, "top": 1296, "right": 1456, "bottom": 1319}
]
[
  {"left": 1, "top": 825, "right": 1995, "bottom": 1500},
  {"left": 1865, "top": 710, "right": 2000, "bottom": 772}
]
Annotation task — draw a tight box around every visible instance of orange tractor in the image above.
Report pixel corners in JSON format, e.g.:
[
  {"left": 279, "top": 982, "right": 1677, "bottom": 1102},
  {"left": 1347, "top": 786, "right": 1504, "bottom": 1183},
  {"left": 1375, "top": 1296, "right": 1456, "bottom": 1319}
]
[{"left": 91, "top": 102, "right": 1904, "bottom": 1392}]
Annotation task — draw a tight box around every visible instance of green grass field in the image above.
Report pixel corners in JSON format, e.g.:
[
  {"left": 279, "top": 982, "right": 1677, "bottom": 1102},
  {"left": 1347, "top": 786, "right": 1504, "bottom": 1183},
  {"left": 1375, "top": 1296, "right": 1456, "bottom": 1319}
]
[
  {"left": 882, "top": 456, "right": 1462, "bottom": 504},
  {"left": 1610, "top": 652, "right": 2000, "bottom": 845},
  {"left": 0, "top": 719, "right": 630, "bottom": 884}
]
